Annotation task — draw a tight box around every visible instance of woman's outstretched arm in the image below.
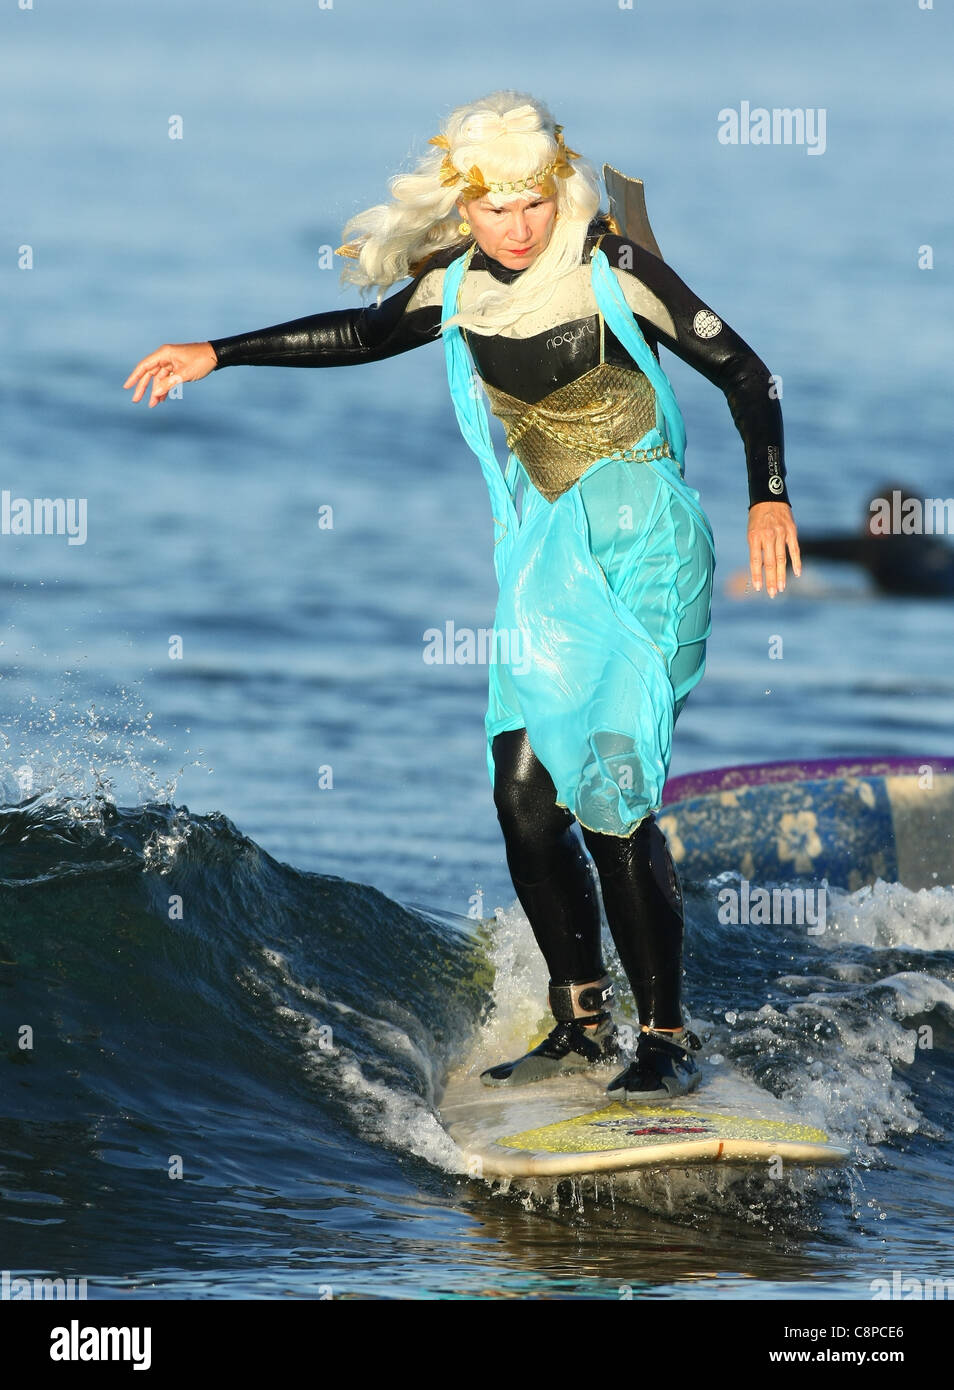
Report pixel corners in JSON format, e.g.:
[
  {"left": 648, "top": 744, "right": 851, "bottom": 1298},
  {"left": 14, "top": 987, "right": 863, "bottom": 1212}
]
[{"left": 123, "top": 253, "right": 452, "bottom": 407}]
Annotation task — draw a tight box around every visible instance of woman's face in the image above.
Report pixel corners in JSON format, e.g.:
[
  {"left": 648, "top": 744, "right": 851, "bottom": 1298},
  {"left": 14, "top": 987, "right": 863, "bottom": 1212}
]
[{"left": 458, "top": 188, "right": 557, "bottom": 270}]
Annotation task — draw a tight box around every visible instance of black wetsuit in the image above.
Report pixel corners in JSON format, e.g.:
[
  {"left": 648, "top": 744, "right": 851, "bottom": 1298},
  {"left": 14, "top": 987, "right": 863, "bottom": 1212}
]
[{"left": 210, "top": 218, "right": 789, "bottom": 1028}]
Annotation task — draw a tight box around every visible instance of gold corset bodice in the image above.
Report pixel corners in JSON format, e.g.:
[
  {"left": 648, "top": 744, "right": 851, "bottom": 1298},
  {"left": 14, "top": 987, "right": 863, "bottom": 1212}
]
[{"left": 481, "top": 362, "right": 662, "bottom": 502}]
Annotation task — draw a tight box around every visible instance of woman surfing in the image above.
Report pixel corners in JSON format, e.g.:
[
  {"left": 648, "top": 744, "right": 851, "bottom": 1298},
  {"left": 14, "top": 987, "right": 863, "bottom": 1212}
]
[{"left": 123, "top": 90, "right": 800, "bottom": 1102}]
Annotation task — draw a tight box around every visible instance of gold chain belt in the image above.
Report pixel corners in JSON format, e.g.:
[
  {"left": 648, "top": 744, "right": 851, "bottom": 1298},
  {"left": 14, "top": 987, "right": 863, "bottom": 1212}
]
[{"left": 607, "top": 440, "right": 671, "bottom": 464}]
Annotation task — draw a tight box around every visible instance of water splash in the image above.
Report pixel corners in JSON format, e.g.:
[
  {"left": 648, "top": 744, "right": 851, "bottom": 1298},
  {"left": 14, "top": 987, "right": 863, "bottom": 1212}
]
[{"left": 1, "top": 676, "right": 210, "bottom": 819}]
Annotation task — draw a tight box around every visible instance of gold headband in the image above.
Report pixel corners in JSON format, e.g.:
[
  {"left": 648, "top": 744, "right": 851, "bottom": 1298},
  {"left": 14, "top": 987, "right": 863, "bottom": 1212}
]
[{"left": 428, "top": 123, "right": 581, "bottom": 203}]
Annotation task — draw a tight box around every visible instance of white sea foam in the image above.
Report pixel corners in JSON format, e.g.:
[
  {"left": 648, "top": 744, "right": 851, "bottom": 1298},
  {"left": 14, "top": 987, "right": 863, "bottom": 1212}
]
[
  {"left": 822, "top": 880, "right": 954, "bottom": 952},
  {"left": 455, "top": 900, "right": 552, "bottom": 1077}
]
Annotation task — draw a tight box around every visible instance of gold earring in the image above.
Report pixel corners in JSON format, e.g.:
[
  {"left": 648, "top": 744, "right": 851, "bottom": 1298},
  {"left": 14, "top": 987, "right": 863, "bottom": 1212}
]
[{"left": 457, "top": 220, "right": 471, "bottom": 237}]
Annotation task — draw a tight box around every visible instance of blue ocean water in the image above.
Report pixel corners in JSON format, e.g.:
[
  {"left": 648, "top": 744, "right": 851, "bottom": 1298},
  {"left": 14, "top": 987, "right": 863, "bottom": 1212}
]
[{"left": 2, "top": 0, "right": 953, "bottom": 1303}]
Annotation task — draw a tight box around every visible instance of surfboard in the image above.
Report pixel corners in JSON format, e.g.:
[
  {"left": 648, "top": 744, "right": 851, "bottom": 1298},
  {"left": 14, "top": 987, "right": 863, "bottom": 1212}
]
[
  {"left": 661, "top": 756, "right": 954, "bottom": 892},
  {"left": 440, "top": 1065, "right": 850, "bottom": 1179}
]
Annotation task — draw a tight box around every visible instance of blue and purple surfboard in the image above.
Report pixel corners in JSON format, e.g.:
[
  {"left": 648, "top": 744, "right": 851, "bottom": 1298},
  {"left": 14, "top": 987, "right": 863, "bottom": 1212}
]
[{"left": 660, "top": 757, "right": 954, "bottom": 890}]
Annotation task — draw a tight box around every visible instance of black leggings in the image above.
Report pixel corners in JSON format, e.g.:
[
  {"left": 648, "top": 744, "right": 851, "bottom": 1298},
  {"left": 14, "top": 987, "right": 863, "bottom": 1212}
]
[{"left": 491, "top": 727, "right": 685, "bottom": 1028}]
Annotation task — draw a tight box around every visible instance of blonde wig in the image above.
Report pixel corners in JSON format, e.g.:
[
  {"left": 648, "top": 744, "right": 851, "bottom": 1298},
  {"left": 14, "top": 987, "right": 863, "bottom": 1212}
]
[{"left": 337, "top": 90, "right": 603, "bottom": 335}]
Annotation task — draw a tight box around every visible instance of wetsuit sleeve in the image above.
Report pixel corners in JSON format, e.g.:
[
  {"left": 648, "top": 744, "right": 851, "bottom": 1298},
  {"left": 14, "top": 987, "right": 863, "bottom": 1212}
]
[
  {"left": 602, "top": 236, "right": 789, "bottom": 508},
  {"left": 208, "top": 270, "right": 444, "bottom": 370}
]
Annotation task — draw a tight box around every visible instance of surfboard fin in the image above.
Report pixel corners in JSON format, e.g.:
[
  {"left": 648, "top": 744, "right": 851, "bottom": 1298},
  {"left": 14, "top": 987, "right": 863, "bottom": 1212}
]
[{"left": 602, "top": 164, "right": 664, "bottom": 260}]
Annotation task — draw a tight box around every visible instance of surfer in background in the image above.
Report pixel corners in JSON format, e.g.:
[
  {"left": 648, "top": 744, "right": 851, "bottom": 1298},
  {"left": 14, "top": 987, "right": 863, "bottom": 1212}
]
[
  {"left": 799, "top": 483, "right": 954, "bottom": 597},
  {"left": 123, "top": 92, "right": 800, "bottom": 1102}
]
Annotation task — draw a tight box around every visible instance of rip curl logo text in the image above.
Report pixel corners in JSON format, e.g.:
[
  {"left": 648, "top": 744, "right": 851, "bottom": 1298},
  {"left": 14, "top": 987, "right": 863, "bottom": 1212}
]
[
  {"left": 767, "top": 444, "right": 784, "bottom": 494},
  {"left": 546, "top": 321, "right": 596, "bottom": 351}
]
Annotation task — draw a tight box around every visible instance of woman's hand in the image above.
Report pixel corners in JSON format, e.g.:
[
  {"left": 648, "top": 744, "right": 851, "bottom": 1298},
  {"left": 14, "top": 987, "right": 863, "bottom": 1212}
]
[
  {"left": 748, "top": 500, "right": 801, "bottom": 597},
  {"left": 123, "top": 341, "right": 218, "bottom": 407}
]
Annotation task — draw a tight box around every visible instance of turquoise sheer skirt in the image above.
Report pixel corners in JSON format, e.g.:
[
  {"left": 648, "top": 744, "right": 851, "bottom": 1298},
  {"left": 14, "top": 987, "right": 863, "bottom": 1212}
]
[
  {"left": 441, "top": 245, "right": 716, "bottom": 836},
  {"left": 486, "top": 429, "right": 715, "bottom": 836}
]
